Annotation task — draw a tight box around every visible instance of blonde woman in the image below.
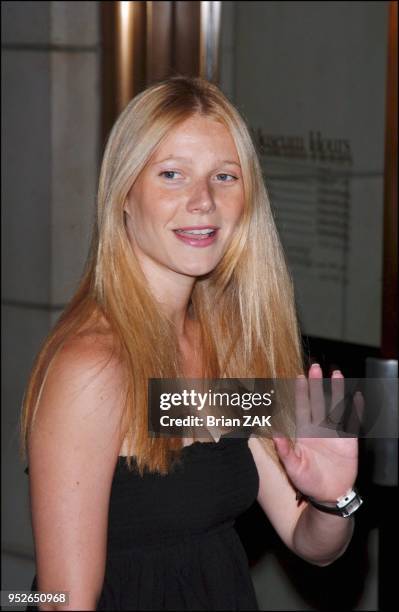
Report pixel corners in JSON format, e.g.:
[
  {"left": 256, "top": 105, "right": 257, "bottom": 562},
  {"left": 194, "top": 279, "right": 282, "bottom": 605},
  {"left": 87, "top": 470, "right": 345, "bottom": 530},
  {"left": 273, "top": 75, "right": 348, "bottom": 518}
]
[{"left": 21, "top": 76, "right": 361, "bottom": 611}]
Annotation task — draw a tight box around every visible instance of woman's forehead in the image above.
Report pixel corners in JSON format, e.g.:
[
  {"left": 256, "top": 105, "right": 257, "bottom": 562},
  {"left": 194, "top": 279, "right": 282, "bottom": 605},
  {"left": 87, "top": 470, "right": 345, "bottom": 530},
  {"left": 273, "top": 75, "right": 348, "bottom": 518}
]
[{"left": 149, "top": 117, "right": 238, "bottom": 161}]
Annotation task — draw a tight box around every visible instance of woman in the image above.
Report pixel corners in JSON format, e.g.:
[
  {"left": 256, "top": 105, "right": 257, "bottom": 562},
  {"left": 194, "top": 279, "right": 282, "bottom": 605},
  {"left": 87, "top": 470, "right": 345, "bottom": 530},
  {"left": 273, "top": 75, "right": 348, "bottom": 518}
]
[{"left": 21, "top": 76, "right": 361, "bottom": 611}]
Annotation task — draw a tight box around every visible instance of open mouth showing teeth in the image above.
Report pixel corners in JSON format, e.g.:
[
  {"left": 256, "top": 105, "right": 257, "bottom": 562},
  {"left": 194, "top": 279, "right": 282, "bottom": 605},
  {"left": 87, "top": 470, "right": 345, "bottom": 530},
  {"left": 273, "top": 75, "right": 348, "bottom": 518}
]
[{"left": 174, "top": 229, "right": 217, "bottom": 239}]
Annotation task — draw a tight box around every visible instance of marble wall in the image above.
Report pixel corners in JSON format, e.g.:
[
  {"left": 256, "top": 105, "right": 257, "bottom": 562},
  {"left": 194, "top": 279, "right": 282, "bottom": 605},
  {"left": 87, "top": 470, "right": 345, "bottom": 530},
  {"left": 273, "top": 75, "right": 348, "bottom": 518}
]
[{"left": 2, "top": 0, "right": 101, "bottom": 594}]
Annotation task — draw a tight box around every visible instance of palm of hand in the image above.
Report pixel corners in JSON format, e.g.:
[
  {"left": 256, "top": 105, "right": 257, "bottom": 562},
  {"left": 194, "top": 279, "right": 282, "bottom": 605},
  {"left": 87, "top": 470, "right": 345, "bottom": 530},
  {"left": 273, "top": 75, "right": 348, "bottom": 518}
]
[{"left": 272, "top": 365, "right": 363, "bottom": 503}]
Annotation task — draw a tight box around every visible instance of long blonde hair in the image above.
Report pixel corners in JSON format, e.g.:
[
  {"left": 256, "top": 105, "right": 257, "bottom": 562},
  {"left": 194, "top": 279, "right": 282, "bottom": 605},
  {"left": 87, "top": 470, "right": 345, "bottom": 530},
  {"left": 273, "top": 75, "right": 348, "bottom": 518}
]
[{"left": 20, "top": 76, "right": 304, "bottom": 476}]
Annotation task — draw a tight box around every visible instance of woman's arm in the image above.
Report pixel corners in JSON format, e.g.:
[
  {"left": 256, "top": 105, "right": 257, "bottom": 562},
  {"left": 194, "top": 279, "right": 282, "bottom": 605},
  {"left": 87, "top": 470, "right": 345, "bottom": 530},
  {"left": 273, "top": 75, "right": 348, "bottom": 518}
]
[
  {"left": 28, "top": 334, "right": 125, "bottom": 611},
  {"left": 248, "top": 436, "right": 354, "bottom": 566},
  {"left": 292, "top": 504, "right": 354, "bottom": 566}
]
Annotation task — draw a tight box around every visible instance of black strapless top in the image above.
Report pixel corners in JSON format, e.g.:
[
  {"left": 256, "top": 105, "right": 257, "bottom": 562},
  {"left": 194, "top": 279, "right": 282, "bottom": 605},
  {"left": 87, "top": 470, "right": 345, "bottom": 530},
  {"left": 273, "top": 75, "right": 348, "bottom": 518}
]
[{"left": 27, "top": 433, "right": 260, "bottom": 610}]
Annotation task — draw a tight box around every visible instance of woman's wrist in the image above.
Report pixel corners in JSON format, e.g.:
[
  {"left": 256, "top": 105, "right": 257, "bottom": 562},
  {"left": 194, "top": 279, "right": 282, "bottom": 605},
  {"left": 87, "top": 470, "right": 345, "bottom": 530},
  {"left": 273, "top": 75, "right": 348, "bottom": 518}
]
[{"left": 297, "top": 487, "right": 355, "bottom": 505}]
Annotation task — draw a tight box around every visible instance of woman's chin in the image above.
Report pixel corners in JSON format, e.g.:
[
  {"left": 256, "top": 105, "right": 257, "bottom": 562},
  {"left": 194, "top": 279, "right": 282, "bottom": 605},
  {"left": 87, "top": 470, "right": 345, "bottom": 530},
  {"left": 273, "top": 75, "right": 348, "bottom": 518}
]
[{"left": 175, "top": 261, "right": 218, "bottom": 278}]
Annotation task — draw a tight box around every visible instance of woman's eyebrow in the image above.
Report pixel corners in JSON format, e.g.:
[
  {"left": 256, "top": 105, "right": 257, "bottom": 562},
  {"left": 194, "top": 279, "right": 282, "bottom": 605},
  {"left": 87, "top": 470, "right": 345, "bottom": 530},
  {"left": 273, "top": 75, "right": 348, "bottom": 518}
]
[{"left": 151, "top": 156, "right": 241, "bottom": 167}]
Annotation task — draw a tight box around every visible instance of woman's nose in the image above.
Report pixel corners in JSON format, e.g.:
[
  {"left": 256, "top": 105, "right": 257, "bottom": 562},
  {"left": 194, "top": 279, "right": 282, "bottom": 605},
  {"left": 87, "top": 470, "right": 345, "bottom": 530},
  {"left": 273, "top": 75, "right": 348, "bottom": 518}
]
[{"left": 186, "top": 180, "right": 216, "bottom": 214}]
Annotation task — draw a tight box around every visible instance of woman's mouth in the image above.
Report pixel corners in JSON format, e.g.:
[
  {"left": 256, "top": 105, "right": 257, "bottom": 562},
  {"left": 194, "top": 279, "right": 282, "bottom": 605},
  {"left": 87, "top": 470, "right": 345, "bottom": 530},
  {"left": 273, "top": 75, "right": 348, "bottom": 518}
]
[{"left": 173, "top": 226, "right": 219, "bottom": 247}]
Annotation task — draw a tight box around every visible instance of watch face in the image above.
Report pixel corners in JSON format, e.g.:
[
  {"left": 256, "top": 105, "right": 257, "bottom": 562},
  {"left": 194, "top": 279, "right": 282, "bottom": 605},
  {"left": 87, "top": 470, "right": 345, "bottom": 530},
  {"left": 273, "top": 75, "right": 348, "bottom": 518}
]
[
  {"left": 337, "top": 489, "right": 358, "bottom": 508},
  {"left": 341, "top": 496, "right": 363, "bottom": 517}
]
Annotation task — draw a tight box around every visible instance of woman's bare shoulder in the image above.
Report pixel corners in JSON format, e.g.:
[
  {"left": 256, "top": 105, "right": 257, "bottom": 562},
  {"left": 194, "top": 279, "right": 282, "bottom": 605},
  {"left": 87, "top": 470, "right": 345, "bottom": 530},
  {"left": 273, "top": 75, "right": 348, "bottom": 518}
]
[{"left": 32, "top": 315, "right": 126, "bottom": 435}]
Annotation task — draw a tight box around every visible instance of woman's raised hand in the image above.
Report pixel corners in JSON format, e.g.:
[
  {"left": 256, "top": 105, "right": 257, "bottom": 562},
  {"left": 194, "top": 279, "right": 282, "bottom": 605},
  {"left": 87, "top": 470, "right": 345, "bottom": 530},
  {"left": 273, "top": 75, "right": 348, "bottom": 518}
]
[{"left": 271, "top": 365, "right": 364, "bottom": 503}]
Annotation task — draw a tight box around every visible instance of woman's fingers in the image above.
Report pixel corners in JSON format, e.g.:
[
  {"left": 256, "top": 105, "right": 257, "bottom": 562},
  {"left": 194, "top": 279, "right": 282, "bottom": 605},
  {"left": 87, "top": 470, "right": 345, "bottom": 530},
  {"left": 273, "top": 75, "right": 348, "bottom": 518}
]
[
  {"left": 308, "top": 364, "right": 325, "bottom": 426},
  {"left": 328, "top": 370, "right": 346, "bottom": 426},
  {"left": 346, "top": 390, "right": 365, "bottom": 435},
  {"left": 295, "top": 374, "right": 311, "bottom": 433}
]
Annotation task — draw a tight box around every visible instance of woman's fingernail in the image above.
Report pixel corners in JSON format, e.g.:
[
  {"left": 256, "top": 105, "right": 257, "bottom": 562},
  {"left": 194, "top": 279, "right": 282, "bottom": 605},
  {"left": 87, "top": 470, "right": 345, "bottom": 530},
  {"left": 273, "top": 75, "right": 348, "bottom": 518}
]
[
  {"left": 311, "top": 363, "right": 321, "bottom": 369},
  {"left": 332, "top": 370, "right": 343, "bottom": 377}
]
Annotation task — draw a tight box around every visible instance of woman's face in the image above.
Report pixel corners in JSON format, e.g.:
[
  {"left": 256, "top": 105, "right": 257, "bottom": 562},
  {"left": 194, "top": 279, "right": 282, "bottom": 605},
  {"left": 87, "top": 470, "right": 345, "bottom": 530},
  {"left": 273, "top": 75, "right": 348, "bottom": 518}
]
[{"left": 123, "top": 114, "right": 245, "bottom": 279}]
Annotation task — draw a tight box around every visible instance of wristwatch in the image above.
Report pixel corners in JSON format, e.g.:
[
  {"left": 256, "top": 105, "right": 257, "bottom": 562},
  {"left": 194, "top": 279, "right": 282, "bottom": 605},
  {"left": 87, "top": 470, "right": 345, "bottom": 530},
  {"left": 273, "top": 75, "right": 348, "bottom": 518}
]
[{"left": 296, "top": 487, "right": 363, "bottom": 518}]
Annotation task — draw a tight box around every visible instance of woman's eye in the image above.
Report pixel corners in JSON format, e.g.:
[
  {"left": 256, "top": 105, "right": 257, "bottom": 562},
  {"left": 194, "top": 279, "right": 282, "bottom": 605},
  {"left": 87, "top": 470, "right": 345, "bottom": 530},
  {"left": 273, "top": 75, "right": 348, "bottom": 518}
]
[
  {"left": 159, "top": 171, "right": 238, "bottom": 181},
  {"left": 217, "top": 173, "right": 237, "bottom": 182},
  {"left": 159, "top": 170, "right": 180, "bottom": 180}
]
